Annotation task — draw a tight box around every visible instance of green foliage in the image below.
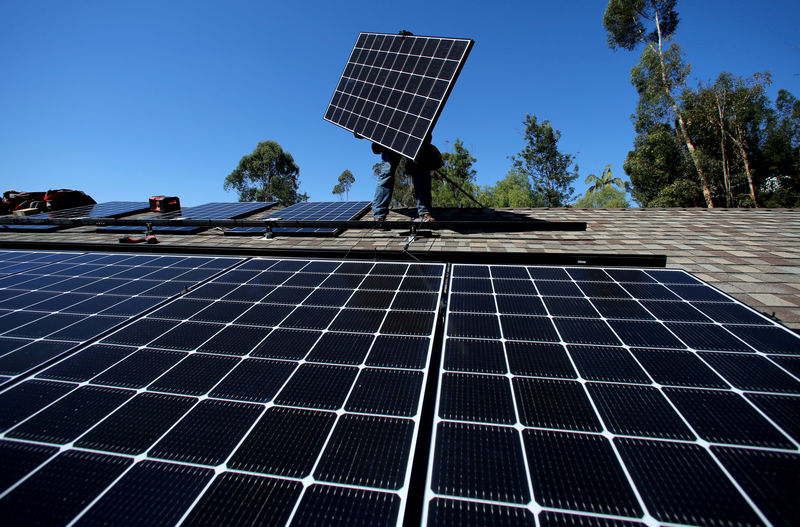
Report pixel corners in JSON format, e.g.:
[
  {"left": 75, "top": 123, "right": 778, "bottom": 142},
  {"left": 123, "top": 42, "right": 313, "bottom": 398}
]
[
  {"left": 631, "top": 44, "right": 691, "bottom": 134},
  {"left": 761, "top": 89, "right": 800, "bottom": 206},
  {"left": 585, "top": 165, "right": 625, "bottom": 193},
  {"left": 649, "top": 178, "right": 704, "bottom": 207},
  {"left": 478, "top": 170, "right": 545, "bottom": 208},
  {"left": 432, "top": 139, "right": 480, "bottom": 207},
  {"left": 332, "top": 169, "right": 355, "bottom": 200},
  {"left": 511, "top": 114, "right": 578, "bottom": 207},
  {"left": 623, "top": 124, "right": 691, "bottom": 206},
  {"left": 604, "top": 0, "right": 679, "bottom": 51},
  {"left": 574, "top": 185, "right": 630, "bottom": 208},
  {"left": 224, "top": 141, "right": 303, "bottom": 205}
]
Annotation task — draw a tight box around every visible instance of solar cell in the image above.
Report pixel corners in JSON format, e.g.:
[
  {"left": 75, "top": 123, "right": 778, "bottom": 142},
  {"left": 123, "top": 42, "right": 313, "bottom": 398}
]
[
  {"left": 97, "top": 201, "right": 274, "bottom": 234},
  {"left": 226, "top": 200, "right": 371, "bottom": 236},
  {"left": 325, "top": 32, "right": 473, "bottom": 160},
  {"left": 424, "top": 263, "right": 800, "bottom": 526},
  {"left": 0, "top": 252, "right": 445, "bottom": 526}
]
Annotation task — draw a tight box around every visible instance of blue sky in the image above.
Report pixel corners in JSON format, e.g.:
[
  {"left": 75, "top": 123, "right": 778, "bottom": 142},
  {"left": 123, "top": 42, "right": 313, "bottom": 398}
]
[{"left": 1, "top": 1, "right": 798, "bottom": 207}]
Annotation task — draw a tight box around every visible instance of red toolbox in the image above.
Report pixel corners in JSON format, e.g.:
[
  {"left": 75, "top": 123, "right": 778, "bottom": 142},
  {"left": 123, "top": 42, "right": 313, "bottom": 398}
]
[{"left": 149, "top": 196, "right": 180, "bottom": 213}]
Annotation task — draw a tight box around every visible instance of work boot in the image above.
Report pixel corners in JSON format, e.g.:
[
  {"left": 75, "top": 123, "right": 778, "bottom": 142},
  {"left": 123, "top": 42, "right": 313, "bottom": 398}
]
[
  {"left": 373, "top": 215, "right": 390, "bottom": 230},
  {"left": 418, "top": 213, "right": 435, "bottom": 222}
]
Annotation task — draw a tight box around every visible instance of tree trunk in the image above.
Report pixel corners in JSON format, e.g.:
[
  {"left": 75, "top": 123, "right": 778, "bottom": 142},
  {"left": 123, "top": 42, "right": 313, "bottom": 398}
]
[
  {"left": 715, "top": 95, "right": 732, "bottom": 207},
  {"left": 728, "top": 126, "right": 759, "bottom": 207},
  {"left": 654, "top": 10, "right": 714, "bottom": 208}
]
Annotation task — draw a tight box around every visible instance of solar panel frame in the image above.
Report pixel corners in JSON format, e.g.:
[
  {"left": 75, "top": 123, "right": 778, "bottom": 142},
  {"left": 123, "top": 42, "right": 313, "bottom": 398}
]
[
  {"left": 225, "top": 200, "right": 372, "bottom": 236},
  {"left": 325, "top": 32, "right": 474, "bottom": 160},
  {"left": 424, "top": 263, "right": 800, "bottom": 526}
]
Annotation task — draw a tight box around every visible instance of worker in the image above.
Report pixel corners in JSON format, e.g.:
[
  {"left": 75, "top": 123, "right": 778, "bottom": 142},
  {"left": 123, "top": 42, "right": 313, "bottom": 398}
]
[{"left": 368, "top": 135, "right": 442, "bottom": 222}]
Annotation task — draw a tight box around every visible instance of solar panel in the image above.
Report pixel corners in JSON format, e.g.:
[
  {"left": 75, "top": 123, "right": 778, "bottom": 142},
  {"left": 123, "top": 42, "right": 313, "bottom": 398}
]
[
  {"left": 1, "top": 201, "right": 150, "bottom": 232},
  {"left": 324, "top": 32, "right": 473, "bottom": 160},
  {"left": 0, "top": 253, "right": 445, "bottom": 526},
  {"left": 226, "top": 201, "right": 372, "bottom": 236},
  {"left": 97, "top": 202, "right": 275, "bottom": 234},
  {"left": 425, "top": 264, "right": 800, "bottom": 526},
  {"left": 1, "top": 251, "right": 798, "bottom": 526},
  {"left": 0, "top": 252, "right": 243, "bottom": 385}
]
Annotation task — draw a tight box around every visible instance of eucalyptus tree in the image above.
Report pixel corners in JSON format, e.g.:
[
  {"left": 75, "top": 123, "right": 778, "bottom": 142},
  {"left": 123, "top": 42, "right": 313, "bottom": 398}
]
[
  {"left": 604, "top": 0, "right": 714, "bottom": 207},
  {"left": 224, "top": 141, "right": 304, "bottom": 205}
]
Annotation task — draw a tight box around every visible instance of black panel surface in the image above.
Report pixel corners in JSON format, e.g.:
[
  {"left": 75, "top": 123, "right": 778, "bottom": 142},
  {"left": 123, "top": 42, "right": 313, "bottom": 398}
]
[
  {"left": 148, "top": 399, "right": 262, "bottom": 465},
  {"left": 182, "top": 472, "right": 302, "bottom": 527},
  {"left": 615, "top": 438, "right": 761, "bottom": 526},
  {"left": 427, "top": 263, "right": 800, "bottom": 527},
  {"left": 523, "top": 429, "right": 642, "bottom": 516},
  {"left": 75, "top": 392, "right": 197, "bottom": 454},
  {"left": 314, "top": 414, "right": 414, "bottom": 489},
  {"left": 228, "top": 406, "right": 336, "bottom": 477},
  {"left": 75, "top": 460, "right": 214, "bottom": 526},
  {"left": 0, "top": 451, "right": 132, "bottom": 525},
  {"left": 291, "top": 484, "right": 401, "bottom": 527},
  {"left": 3, "top": 256, "right": 797, "bottom": 527},
  {"left": 432, "top": 421, "right": 530, "bottom": 503}
]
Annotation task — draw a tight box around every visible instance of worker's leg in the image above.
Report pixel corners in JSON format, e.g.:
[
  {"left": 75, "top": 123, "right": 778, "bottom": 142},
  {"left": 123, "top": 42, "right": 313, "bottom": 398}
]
[
  {"left": 410, "top": 167, "right": 433, "bottom": 217},
  {"left": 372, "top": 161, "right": 395, "bottom": 218}
]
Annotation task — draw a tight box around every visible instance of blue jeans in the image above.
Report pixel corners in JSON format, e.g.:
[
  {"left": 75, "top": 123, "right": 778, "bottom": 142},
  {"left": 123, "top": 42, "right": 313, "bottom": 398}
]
[{"left": 372, "top": 154, "right": 433, "bottom": 217}]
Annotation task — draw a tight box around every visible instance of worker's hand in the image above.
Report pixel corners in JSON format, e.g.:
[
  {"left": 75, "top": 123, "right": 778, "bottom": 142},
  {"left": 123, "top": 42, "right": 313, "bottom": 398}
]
[{"left": 354, "top": 132, "right": 363, "bottom": 139}]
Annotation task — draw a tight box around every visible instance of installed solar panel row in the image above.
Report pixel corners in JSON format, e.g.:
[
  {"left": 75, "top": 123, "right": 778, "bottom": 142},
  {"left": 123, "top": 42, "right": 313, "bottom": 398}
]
[
  {"left": 0, "top": 252, "right": 445, "bottom": 526},
  {"left": 226, "top": 201, "right": 372, "bottom": 236},
  {"left": 425, "top": 264, "right": 799, "bottom": 527},
  {"left": 97, "top": 202, "right": 275, "bottom": 234},
  {"left": 1, "top": 202, "right": 150, "bottom": 232}
]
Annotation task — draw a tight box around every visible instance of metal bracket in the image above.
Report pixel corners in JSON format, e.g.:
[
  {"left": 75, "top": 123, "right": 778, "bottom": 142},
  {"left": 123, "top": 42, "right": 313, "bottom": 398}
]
[
  {"left": 145, "top": 222, "right": 153, "bottom": 237},
  {"left": 263, "top": 217, "right": 281, "bottom": 240}
]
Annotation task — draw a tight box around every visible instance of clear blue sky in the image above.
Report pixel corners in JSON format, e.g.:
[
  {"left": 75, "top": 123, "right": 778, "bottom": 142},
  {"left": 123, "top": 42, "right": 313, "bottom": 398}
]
[{"left": 2, "top": 1, "right": 798, "bottom": 207}]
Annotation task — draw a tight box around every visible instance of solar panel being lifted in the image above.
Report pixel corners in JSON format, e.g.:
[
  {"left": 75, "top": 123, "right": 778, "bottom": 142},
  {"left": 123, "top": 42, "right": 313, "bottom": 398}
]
[
  {"left": 226, "top": 200, "right": 372, "bottom": 236},
  {"left": 325, "top": 32, "right": 473, "bottom": 160}
]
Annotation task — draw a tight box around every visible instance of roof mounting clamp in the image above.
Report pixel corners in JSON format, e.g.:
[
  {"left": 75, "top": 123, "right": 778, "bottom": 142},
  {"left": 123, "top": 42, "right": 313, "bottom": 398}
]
[{"left": 263, "top": 217, "right": 281, "bottom": 240}]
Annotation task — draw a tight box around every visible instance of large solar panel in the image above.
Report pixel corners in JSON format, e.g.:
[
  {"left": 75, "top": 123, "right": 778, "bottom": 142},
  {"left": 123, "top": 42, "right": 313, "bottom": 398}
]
[
  {"left": 0, "top": 252, "right": 445, "bottom": 526},
  {"left": 0, "top": 252, "right": 242, "bottom": 386},
  {"left": 1, "top": 251, "right": 799, "bottom": 526},
  {"left": 424, "top": 264, "right": 800, "bottom": 526},
  {"left": 325, "top": 32, "right": 473, "bottom": 160},
  {"left": 226, "top": 200, "right": 372, "bottom": 236},
  {"left": 1, "top": 201, "right": 150, "bottom": 232},
  {"left": 97, "top": 202, "right": 275, "bottom": 234}
]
